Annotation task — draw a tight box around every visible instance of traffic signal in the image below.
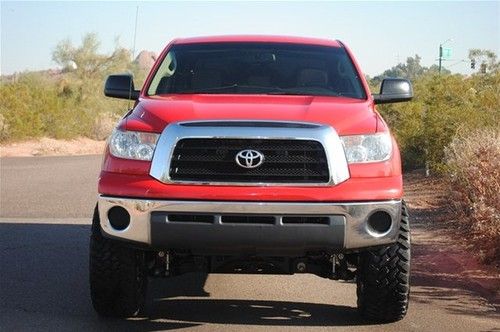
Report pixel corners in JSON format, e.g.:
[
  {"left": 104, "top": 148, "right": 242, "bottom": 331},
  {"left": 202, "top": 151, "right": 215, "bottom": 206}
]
[{"left": 471, "top": 59, "right": 476, "bottom": 69}]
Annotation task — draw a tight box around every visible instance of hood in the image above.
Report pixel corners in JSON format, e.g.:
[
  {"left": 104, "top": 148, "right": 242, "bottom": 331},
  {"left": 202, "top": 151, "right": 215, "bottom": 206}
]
[{"left": 124, "top": 94, "right": 377, "bottom": 135}]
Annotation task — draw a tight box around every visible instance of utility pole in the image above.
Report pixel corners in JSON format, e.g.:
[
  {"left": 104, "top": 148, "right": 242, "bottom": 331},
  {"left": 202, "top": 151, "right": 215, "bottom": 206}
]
[
  {"left": 438, "top": 38, "right": 453, "bottom": 74},
  {"left": 438, "top": 45, "right": 442, "bottom": 74}
]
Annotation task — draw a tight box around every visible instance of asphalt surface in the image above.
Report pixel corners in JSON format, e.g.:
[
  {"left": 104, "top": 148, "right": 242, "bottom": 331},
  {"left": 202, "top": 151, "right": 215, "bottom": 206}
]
[{"left": 0, "top": 155, "right": 498, "bottom": 331}]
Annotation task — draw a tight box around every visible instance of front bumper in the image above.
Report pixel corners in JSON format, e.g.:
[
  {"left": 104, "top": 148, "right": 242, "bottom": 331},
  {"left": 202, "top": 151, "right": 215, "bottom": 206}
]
[{"left": 98, "top": 196, "right": 402, "bottom": 255}]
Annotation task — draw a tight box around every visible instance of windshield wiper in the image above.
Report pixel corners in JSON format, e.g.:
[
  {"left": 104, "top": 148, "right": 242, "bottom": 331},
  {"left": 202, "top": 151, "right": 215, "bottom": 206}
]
[
  {"left": 266, "top": 91, "right": 314, "bottom": 96},
  {"left": 179, "top": 83, "right": 250, "bottom": 94},
  {"left": 176, "top": 84, "right": 343, "bottom": 97}
]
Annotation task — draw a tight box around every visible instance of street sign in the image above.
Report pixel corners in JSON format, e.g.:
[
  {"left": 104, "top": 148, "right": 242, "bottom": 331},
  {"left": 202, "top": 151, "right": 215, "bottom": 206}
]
[{"left": 442, "top": 47, "right": 452, "bottom": 60}]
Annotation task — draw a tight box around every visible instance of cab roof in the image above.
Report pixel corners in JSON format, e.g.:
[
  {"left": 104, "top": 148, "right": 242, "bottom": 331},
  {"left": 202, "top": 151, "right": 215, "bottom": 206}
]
[{"left": 173, "top": 35, "right": 342, "bottom": 48}]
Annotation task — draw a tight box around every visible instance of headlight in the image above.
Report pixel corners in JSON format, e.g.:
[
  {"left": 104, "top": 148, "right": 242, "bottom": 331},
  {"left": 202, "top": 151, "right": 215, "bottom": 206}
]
[
  {"left": 109, "top": 130, "right": 159, "bottom": 161},
  {"left": 341, "top": 133, "right": 392, "bottom": 163}
]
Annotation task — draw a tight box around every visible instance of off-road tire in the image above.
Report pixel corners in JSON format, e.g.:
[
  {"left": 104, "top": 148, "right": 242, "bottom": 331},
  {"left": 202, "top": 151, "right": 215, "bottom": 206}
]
[
  {"left": 356, "top": 200, "right": 410, "bottom": 322},
  {"left": 89, "top": 206, "right": 147, "bottom": 317}
]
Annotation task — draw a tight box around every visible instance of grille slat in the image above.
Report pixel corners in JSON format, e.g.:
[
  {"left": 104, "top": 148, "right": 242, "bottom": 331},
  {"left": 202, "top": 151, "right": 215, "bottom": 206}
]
[
  {"left": 175, "top": 153, "right": 325, "bottom": 164},
  {"left": 282, "top": 216, "right": 330, "bottom": 225},
  {"left": 168, "top": 214, "right": 215, "bottom": 223},
  {"left": 170, "top": 138, "right": 329, "bottom": 183},
  {"left": 173, "top": 160, "right": 326, "bottom": 167},
  {"left": 172, "top": 168, "right": 327, "bottom": 177},
  {"left": 176, "top": 146, "right": 325, "bottom": 152},
  {"left": 221, "top": 215, "right": 276, "bottom": 224}
]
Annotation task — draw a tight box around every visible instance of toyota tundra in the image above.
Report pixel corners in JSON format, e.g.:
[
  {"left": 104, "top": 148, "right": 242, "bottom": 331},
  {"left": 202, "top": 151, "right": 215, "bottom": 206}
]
[{"left": 90, "top": 35, "right": 413, "bottom": 322}]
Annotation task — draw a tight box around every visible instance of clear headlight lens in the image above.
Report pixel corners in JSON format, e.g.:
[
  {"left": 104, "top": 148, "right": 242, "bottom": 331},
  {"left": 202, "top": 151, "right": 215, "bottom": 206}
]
[
  {"left": 109, "top": 130, "right": 159, "bottom": 161},
  {"left": 341, "top": 133, "right": 392, "bottom": 163}
]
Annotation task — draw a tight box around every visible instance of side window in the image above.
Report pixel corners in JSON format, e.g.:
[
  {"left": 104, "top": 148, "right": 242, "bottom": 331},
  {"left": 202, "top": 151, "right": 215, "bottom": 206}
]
[{"left": 147, "top": 52, "right": 177, "bottom": 95}]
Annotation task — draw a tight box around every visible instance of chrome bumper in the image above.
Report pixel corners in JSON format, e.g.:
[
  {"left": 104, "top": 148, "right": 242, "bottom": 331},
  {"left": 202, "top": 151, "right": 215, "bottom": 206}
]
[
  {"left": 97, "top": 196, "right": 402, "bottom": 253},
  {"left": 150, "top": 121, "right": 350, "bottom": 186}
]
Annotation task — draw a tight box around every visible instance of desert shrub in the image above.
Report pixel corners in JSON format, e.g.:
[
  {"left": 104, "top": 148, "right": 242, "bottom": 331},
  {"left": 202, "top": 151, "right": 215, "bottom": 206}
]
[
  {"left": 0, "top": 73, "right": 132, "bottom": 143},
  {"left": 92, "top": 112, "right": 121, "bottom": 140},
  {"left": 0, "top": 78, "right": 89, "bottom": 141},
  {"left": 0, "top": 114, "right": 10, "bottom": 140},
  {"left": 0, "top": 33, "right": 141, "bottom": 143},
  {"left": 378, "top": 71, "right": 500, "bottom": 171},
  {"left": 444, "top": 128, "right": 500, "bottom": 263},
  {"left": 0, "top": 80, "right": 57, "bottom": 140}
]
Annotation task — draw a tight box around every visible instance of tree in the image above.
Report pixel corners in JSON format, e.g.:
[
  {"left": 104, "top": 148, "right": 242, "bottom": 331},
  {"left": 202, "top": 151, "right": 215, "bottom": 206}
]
[
  {"left": 468, "top": 49, "right": 499, "bottom": 73},
  {"left": 371, "top": 55, "right": 450, "bottom": 86},
  {"left": 52, "top": 33, "right": 131, "bottom": 101}
]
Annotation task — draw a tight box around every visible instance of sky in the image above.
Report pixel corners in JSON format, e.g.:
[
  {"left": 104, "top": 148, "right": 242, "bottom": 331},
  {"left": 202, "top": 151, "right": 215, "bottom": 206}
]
[{"left": 1, "top": 1, "right": 499, "bottom": 77}]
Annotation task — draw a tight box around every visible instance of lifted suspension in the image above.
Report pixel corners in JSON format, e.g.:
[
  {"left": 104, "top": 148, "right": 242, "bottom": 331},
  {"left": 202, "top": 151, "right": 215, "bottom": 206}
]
[{"left": 148, "top": 251, "right": 356, "bottom": 281}]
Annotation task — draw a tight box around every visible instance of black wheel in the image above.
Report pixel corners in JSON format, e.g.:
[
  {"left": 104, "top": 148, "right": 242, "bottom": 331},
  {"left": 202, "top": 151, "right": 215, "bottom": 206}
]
[
  {"left": 89, "top": 206, "right": 147, "bottom": 317},
  {"left": 356, "top": 200, "right": 410, "bottom": 322}
]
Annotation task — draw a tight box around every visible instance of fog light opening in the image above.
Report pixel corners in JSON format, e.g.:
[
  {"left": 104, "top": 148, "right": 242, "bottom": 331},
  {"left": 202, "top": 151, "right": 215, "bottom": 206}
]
[
  {"left": 367, "top": 211, "right": 392, "bottom": 235},
  {"left": 108, "top": 206, "right": 130, "bottom": 231}
]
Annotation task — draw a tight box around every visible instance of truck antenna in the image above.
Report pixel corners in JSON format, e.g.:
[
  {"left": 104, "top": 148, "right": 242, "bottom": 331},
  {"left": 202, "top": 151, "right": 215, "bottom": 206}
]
[
  {"left": 132, "top": 5, "right": 139, "bottom": 60},
  {"left": 128, "top": 5, "right": 139, "bottom": 108}
]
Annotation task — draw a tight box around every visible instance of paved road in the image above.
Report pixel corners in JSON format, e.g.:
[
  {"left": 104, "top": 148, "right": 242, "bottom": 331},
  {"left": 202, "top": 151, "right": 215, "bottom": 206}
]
[{"left": 0, "top": 156, "right": 498, "bottom": 331}]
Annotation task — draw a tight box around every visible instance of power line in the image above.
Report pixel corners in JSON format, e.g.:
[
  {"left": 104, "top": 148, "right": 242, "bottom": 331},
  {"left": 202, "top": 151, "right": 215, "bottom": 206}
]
[{"left": 446, "top": 60, "right": 468, "bottom": 68}]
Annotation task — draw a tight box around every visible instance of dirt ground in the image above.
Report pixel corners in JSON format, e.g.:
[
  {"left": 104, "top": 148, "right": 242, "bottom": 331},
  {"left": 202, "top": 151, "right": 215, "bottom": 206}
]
[
  {"left": 404, "top": 171, "right": 499, "bottom": 311},
  {"left": 0, "top": 137, "right": 106, "bottom": 157}
]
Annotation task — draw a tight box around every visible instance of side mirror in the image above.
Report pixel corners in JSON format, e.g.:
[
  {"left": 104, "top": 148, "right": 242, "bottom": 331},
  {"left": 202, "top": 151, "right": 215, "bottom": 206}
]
[
  {"left": 373, "top": 78, "right": 413, "bottom": 104},
  {"left": 104, "top": 74, "right": 140, "bottom": 100}
]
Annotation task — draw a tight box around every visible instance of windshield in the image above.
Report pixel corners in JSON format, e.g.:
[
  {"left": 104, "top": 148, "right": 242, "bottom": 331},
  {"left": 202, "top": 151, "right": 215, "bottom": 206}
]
[{"left": 147, "top": 42, "right": 366, "bottom": 99}]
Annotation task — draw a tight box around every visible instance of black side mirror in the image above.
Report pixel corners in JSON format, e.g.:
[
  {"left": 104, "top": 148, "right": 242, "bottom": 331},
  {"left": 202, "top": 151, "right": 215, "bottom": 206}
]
[
  {"left": 104, "top": 74, "right": 140, "bottom": 100},
  {"left": 373, "top": 78, "right": 413, "bottom": 104}
]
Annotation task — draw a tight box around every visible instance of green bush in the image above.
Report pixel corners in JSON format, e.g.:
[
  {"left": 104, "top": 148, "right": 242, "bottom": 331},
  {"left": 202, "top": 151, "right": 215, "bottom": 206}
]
[
  {"left": 377, "top": 71, "right": 500, "bottom": 171},
  {"left": 0, "top": 74, "right": 131, "bottom": 142},
  {"left": 1, "top": 78, "right": 58, "bottom": 140},
  {"left": 0, "top": 33, "right": 141, "bottom": 142}
]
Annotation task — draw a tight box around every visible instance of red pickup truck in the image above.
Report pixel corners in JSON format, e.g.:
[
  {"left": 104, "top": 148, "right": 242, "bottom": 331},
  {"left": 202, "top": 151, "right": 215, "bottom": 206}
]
[{"left": 90, "top": 35, "right": 413, "bottom": 322}]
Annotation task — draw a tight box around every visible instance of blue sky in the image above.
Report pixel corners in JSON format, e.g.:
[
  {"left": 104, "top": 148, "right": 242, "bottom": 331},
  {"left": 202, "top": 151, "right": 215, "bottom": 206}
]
[{"left": 1, "top": 1, "right": 499, "bottom": 76}]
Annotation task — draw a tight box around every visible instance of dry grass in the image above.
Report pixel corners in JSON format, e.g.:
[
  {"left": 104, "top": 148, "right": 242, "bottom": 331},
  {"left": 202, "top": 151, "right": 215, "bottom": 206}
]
[
  {"left": 444, "top": 128, "right": 500, "bottom": 264},
  {"left": 92, "top": 112, "right": 121, "bottom": 140}
]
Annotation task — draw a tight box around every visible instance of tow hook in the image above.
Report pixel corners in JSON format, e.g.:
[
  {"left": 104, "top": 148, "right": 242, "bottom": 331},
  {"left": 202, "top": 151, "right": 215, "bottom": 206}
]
[{"left": 330, "top": 254, "right": 355, "bottom": 281}]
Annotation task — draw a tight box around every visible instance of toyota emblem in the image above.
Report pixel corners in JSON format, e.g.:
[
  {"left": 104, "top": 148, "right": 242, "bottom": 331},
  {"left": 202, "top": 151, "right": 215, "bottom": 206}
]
[{"left": 235, "top": 149, "right": 264, "bottom": 169}]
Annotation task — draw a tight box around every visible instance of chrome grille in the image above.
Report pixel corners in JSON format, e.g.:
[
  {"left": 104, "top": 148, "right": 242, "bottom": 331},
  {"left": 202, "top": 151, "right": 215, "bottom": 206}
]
[{"left": 149, "top": 121, "right": 350, "bottom": 186}]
